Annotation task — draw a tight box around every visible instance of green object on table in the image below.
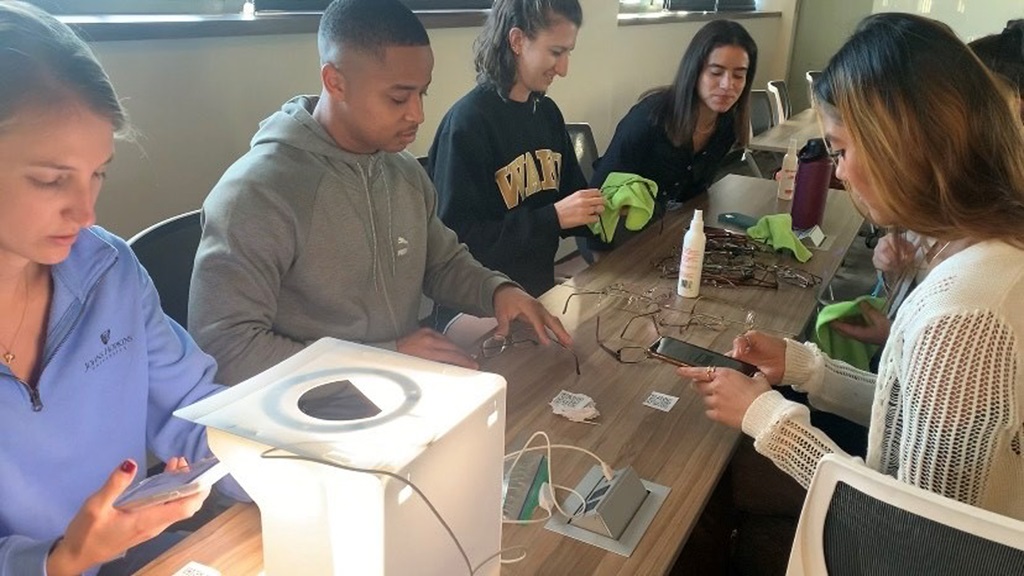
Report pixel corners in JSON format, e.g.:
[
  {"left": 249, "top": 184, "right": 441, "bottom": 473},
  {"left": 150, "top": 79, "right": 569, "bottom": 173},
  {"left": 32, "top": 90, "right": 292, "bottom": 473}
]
[
  {"left": 746, "top": 213, "right": 813, "bottom": 262},
  {"left": 589, "top": 172, "right": 658, "bottom": 243},
  {"left": 814, "top": 295, "right": 886, "bottom": 371}
]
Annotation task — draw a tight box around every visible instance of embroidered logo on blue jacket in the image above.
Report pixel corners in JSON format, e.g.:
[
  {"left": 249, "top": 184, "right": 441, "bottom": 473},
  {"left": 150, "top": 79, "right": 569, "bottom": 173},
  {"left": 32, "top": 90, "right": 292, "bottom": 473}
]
[{"left": 84, "top": 329, "right": 134, "bottom": 372}]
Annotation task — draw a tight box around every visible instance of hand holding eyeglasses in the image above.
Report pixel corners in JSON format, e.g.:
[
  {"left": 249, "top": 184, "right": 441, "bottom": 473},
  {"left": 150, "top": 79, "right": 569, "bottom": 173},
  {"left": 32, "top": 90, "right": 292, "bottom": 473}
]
[{"left": 729, "top": 330, "right": 786, "bottom": 386}]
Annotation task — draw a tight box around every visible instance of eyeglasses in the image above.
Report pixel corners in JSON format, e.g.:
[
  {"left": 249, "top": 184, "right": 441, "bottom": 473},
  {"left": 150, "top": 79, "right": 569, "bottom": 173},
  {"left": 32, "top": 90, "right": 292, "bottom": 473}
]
[
  {"left": 595, "top": 316, "right": 649, "bottom": 364},
  {"left": 824, "top": 139, "right": 846, "bottom": 166},
  {"left": 480, "top": 333, "right": 581, "bottom": 376},
  {"left": 562, "top": 284, "right": 665, "bottom": 316}
]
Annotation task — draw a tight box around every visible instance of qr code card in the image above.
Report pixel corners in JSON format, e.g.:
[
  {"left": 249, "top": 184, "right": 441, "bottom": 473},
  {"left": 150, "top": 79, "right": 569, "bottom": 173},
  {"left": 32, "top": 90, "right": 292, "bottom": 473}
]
[
  {"left": 173, "top": 561, "right": 222, "bottom": 576},
  {"left": 550, "top": 390, "right": 593, "bottom": 412},
  {"left": 643, "top": 391, "right": 679, "bottom": 412}
]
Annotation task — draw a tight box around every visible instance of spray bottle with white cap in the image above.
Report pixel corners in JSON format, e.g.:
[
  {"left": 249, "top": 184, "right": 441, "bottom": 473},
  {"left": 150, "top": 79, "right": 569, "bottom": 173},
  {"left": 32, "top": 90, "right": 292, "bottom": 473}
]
[{"left": 677, "top": 210, "right": 706, "bottom": 298}]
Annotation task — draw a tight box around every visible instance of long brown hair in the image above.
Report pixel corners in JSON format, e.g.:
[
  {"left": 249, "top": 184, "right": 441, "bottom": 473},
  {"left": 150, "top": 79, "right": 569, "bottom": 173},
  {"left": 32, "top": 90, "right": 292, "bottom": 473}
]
[
  {"left": 647, "top": 20, "right": 757, "bottom": 148},
  {"left": 473, "top": 0, "right": 583, "bottom": 97},
  {"left": 815, "top": 13, "right": 1024, "bottom": 247}
]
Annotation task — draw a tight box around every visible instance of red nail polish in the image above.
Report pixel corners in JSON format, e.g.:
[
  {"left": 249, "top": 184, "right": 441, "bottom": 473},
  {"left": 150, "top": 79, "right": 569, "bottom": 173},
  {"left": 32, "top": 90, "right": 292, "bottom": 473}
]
[{"left": 120, "top": 460, "right": 136, "bottom": 474}]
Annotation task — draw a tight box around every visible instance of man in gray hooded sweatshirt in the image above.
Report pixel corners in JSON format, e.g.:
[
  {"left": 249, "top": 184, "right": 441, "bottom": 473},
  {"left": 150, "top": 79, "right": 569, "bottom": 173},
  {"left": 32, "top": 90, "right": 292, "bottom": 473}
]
[{"left": 189, "top": 0, "right": 571, "bottom": 385}]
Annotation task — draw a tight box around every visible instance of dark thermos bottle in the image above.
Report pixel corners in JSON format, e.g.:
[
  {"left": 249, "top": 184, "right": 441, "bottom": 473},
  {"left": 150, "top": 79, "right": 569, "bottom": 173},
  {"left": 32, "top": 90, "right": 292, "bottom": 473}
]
[{"left": 790, "top": 138, "right": 832, "bottom": 230}]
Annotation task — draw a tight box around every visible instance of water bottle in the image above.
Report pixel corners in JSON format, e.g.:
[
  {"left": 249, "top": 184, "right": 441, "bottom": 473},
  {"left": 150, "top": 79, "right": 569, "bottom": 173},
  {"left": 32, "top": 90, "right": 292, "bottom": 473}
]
[
  {"left": 777, "top": 137, "right": 798, "bottom": 200},
  {"left": 790, "top": 138, "right": 832, "bottom": 230},
  {"left": 677, "top": 210, "right": 706, "bottom": 298}
]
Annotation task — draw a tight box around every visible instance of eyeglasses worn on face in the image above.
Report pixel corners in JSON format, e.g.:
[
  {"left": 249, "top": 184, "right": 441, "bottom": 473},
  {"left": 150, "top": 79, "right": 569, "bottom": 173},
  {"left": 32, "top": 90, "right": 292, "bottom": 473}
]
[{"left": 480, "top": 333, "right": 581, "bottom": 376}]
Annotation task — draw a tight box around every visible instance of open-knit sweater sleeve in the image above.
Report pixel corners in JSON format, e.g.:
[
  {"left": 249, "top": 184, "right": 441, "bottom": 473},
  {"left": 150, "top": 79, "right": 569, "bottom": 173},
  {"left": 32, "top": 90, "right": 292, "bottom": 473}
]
[{"left": 741, "top": 241, "right": 1024, "bottom": 520}]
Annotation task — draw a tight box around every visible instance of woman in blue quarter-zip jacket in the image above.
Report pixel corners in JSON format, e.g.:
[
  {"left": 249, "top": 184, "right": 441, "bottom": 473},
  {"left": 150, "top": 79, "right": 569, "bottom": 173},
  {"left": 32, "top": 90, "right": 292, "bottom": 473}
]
[{"left": 0, "top": 4, "right": 245, "bottom": 575}]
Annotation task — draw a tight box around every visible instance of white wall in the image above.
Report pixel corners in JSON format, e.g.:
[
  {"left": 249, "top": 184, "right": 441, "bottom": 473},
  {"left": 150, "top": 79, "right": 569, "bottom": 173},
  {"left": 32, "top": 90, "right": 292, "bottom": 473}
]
[
  {"left": 91, "top": 3, "right": 798, "bottom": 238},
  {"left": 786, "top": 0, "right": 873, "bottom": 112},
  {"left": 873, "top": 0, "right": 1021, "bottom": 40}
]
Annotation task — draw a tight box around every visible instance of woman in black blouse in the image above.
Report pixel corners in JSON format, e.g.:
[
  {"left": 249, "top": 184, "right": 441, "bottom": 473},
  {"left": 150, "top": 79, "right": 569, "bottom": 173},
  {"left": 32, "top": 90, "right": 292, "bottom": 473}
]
[{"left": 589, "top": 20, "right": 758, "bottom": 251}]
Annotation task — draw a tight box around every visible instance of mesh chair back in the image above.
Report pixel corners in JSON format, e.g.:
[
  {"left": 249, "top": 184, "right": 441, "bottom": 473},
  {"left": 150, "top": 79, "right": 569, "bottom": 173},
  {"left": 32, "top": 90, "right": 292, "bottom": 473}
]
[
  {"left": 566, "top": 122, "right": 599, "bottom": 183},
  {"left": 748, "top": 89, "right": 774, "bottom": 137},
  {"left": 127, "top": 210, "right": 202, "bottom": 328},
  {"left": 767, "top": 80, "right": 791, "bottom": 124},
  {"left": 787, "top": 454, "right": 1024, "bottom": 576}
]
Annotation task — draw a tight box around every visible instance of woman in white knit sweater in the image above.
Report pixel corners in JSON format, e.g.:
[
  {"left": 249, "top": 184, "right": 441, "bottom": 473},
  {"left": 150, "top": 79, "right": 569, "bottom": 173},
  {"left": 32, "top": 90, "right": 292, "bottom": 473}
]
[{"left": 680, "top": 12, "right": 1024, "bottom": 520}]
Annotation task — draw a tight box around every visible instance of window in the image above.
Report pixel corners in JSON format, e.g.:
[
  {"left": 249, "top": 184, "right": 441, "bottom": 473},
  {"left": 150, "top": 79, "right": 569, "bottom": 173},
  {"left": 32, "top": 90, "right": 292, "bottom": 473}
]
[
  {"left": 27, "top": 0, "right": 492, "bottom": 16},
  {"left": 620, "top": 0, "right": 756, "bottom": 12}
]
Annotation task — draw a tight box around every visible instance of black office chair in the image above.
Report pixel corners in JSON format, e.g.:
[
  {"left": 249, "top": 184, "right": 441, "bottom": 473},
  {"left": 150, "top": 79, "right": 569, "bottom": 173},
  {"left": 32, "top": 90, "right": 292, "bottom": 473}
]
[
  {"left": 565, "top": 122, "right": 600, "bottom": 264},
  {"left": 787, "top": 454, "right": 1024, "bottom": 575},
  {"left": 767, "top": 80, "right": 792, "bottom": 124},
  {"left": 565, "top": 121, "right": 599, "bottom": 184},
  {"left": 127, "top": 209, "right": 202, "bottom": 328}
]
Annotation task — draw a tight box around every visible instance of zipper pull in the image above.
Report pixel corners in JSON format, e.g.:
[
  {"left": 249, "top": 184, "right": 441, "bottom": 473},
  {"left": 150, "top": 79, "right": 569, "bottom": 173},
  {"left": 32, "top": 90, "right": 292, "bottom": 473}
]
[{"left": 27, "top": 384, "right": 43, "bottom": 412}]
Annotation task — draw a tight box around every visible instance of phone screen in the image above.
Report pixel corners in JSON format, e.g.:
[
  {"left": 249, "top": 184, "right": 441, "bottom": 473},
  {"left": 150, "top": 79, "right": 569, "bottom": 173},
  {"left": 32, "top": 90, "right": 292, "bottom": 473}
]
[
  {"left": 647, "top": 337, "right": 758, "bottom": 376},
  {"left": 113, "top": 457, "right": 226, "bottom": 510}
]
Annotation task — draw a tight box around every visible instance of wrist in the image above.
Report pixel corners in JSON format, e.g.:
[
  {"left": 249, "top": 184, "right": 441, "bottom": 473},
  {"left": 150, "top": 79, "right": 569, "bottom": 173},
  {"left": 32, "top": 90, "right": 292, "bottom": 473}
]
[{"left": 46, "top": 537, "right": 85, "bottom": 576}]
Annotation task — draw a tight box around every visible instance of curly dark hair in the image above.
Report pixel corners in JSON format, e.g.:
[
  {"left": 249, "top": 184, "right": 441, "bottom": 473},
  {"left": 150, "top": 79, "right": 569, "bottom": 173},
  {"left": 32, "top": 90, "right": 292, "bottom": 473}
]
[{"left": 473, "top": 0, "right": 582, "bottom": 95}]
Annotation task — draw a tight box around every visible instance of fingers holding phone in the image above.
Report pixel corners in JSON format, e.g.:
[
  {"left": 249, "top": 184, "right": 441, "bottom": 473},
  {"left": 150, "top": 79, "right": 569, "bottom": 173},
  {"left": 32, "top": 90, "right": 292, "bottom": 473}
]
[
  {"left": 678, "top": 366, "right": 771, "bottom": 429},
  {"left": 47, "top": 458, "right": 219, "bottom": 576},
  {"left": 729, "top": 330, "right": 786, "bottom": 385}
]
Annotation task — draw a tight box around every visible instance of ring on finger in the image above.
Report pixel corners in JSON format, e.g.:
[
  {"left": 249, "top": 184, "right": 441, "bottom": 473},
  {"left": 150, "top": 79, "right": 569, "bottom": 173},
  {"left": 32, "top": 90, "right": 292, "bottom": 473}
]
[{"left": 705, "top": 365, "right": 716, "bottom": 380}]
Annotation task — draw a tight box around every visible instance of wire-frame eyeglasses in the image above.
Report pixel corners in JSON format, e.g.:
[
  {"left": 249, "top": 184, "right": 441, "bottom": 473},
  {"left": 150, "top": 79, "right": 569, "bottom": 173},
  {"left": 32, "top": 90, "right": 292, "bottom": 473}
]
[
  {"left": 595, "top": 316, "right": 650, "bottom": 364},
  {"left": 480, "top": 333, "right": 581, "bottom": 376}
]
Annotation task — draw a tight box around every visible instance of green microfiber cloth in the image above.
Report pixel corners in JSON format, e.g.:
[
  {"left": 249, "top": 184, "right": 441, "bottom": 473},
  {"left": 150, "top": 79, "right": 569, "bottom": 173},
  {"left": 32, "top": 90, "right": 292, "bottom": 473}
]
[
  {"left": 814, "top": 295, "right": 886, "bottom": 371},
  {"left": 746, "top": 213, "right": 813, "bottom": 262},
  {"left": 588, "top": 172, "right": 658, "bottom": 243}
]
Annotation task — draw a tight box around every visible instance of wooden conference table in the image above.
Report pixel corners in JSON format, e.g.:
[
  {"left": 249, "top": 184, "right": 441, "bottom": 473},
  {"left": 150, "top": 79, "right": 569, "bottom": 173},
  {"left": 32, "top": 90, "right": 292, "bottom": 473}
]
[
  {"left": 138, "top": 174, "right": 862, "bottom": 576},
  {"left": 749, "top": 108, "right": 821, "bottom": 154}
]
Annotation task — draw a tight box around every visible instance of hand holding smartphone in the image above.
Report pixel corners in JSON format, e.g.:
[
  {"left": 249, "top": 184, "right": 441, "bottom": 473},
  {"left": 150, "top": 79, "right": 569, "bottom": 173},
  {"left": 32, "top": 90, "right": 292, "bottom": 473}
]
[
  {"left": 647, "top": 336, "right": 759, "bottom": 376},
  {"left": 113, "top": 457, "right": 227, "bottom": 511}
]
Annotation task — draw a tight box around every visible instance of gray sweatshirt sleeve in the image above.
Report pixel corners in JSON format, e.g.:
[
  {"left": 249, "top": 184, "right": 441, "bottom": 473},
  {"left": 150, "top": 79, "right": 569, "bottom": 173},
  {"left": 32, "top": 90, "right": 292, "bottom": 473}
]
[
  {"left": 416, "top": 170, "right": 513, "bottom": 316},
  {"left": 188, "top": 180, "right": 306, "bottom": 385}
]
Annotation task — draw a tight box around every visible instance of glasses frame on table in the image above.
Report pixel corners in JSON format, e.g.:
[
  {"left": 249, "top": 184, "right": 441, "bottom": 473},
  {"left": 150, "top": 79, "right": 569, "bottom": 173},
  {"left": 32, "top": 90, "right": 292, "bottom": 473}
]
[
  {"left": 479, "top": 333, "right": 581, "bottom": 376},
  {"left": 595, "top": 316, "right": 652, "bottom": 365}
]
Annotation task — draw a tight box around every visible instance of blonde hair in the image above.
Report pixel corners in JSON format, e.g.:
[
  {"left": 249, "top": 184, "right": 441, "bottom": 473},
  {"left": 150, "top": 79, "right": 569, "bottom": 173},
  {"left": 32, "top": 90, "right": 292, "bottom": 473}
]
[{"left": 815, "top": 13, "right": 1024, "bottom": 247}]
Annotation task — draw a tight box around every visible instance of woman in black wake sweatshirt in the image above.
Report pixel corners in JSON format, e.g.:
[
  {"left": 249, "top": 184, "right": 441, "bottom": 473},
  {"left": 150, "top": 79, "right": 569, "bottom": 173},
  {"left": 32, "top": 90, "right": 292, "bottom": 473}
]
[{"left": 427, "top": 0, "right": 602, "bottom": 299}]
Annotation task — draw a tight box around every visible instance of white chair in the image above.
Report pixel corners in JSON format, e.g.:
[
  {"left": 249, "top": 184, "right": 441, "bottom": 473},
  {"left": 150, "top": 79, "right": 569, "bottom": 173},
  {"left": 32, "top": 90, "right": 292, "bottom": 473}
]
[
  {"left": 787, "top": 454, "right": 1024, "bottom": 576},
  {"left": 805, "top": 71, "right": 822, "bottom": 106},
  {"left": 767, "top": 79, "right": 791, "bottom": 124}
]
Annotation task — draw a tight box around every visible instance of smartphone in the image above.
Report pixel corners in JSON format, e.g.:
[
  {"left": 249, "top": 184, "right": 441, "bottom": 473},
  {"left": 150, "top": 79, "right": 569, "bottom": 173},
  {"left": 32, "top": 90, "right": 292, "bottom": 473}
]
[
  {"left": 113, "top": 457, "right": 227, "bottom": 511},
  {"left": 647, "top": 336, "right": 759, "bottom": 376}
]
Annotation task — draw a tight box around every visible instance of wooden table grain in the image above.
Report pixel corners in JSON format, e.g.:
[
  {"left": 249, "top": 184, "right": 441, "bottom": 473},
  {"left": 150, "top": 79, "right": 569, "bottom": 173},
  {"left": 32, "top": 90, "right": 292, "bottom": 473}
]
[
  {"left": 137, "top": 174, "right": 861, "bottom": 576},
  {"left": 749, "top": 108, "right": 822, "bottom": 154}
]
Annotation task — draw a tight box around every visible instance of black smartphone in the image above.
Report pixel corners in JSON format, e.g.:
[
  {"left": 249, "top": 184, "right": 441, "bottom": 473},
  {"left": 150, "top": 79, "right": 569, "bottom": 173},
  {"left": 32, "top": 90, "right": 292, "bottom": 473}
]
[{"left": 647, "top": 336, "right": 758, "bottom": 376}]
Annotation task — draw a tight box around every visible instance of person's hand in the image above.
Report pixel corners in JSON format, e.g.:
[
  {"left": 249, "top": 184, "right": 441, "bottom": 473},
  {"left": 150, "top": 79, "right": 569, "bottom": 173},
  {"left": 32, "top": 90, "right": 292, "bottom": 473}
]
[
  {"left": 492, "top": 284, "right": 572, "bottom": 348},
  {"left": 46, "top": 459, "right": 210, "bottom": 576},
  {"left": 678, "top": 366, "right": 772, "bottom": 429},
  {"left": 396, "top": 327, "right": 479, "bottom": 369},
  {"left": 830, "top": 300, "right": 890, "bottom": 345},
  {"left": 554, "top": 189, "right": 604, "bottom": 229},
  {"left": 872, "top": 232, "right": 915, "bottom": 273},
  {"left": 729, "top": 330, "right": 786, "bottom": 386}
]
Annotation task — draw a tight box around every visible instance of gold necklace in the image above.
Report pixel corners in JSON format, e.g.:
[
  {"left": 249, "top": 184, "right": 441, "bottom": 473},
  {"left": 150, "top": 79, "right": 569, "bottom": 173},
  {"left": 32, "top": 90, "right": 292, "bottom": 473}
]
[{"left": 1, "top": 274, "right": 30, "bottom": 365}]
